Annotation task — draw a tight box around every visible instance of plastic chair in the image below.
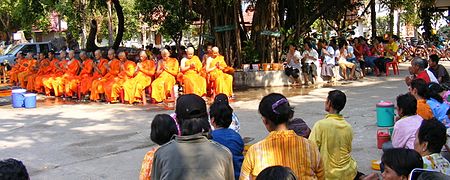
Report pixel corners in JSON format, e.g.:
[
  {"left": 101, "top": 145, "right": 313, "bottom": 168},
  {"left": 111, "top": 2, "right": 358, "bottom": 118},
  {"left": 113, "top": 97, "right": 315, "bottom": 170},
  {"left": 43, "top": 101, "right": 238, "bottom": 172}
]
[{"left": 385, "top": 56, "right": 400, "bottom": 76}]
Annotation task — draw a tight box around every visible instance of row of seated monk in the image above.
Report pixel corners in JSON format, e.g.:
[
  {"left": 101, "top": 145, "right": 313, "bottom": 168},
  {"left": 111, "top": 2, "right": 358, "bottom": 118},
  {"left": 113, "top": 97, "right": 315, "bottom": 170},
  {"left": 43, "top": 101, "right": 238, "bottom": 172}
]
[{"left": 8, "top": 46, "right": 234, "bottom": 104}]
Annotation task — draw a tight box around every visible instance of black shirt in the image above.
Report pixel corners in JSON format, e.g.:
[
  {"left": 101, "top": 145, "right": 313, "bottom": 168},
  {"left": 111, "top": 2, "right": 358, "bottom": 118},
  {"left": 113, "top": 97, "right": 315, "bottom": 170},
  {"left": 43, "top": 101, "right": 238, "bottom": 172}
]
[{"left": 430, "top": 64, "right": 450, "bottom": 84}]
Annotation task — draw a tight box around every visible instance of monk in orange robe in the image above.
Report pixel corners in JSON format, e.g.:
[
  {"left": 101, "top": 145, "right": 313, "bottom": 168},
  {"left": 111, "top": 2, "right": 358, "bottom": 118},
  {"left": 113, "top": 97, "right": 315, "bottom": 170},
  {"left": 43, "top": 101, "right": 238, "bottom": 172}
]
[
  {"left": 9, "top": 52, "right": 25, "bottom": 85},
  {"left": 206, "top": 47, "right": 233, "bottom": 97},
  {"left": 180, "top": 47, "right": 206, "bottom": 96},
  {"left": 129, "top": 51, "right": 156, "bottom": 104},
  {"left": 47, "top": 51, "right": 69, "bottom": 96},
  {"left": 73, "top": 51, "right": 94, "bottom": 97},
  {"left": 40, "top": 51, "right": 60, "bottom": 95},
  {"left": 110, "top": 52, "right": 137, "bottom": 103},
  {"left": 91, "top": 49, "right": 120, "bottom": 102},
  {"left": 89, "top": 50, "right": 109, "bottom": 101},
  {"left": 28, "top": 53, "right": 52, "bottom": 93},
  {"left": 151, "top": 49, "right": 179, "bottom": 102},
  {"left": 35, "top": 51, "right": 58, "bottom": 93},
  {"left": 62, "top": 50, "right": 81, "bottom": 97},
  {"left": 17, "top": 53, "right": 38, "bottom": 89}
]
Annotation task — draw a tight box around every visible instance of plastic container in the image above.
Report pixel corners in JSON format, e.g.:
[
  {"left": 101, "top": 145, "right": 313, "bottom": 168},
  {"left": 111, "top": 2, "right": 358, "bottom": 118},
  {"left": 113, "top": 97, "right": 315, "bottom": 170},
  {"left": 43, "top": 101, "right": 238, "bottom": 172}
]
[
  {"left": 11, "top": 89, "right": 26, "bottom": 108},
  {"left": 376, "top": 101, "right": 395, "bottom": 127},
  {"left": 377, "top": 129, "right": 391, "bottom": 149},
  {"left": 371, "top": 160, "right": 381, "bottom": 170},
  {"left": 23, "top": 93, "right": 37, "bottom": 108}
]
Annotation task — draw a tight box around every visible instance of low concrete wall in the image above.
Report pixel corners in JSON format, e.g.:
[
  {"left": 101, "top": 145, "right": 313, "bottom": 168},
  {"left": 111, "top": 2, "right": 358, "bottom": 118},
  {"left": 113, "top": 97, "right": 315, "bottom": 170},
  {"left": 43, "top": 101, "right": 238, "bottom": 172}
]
[{"left": 233, "top": 70, "right": 290, "bottom": 87}]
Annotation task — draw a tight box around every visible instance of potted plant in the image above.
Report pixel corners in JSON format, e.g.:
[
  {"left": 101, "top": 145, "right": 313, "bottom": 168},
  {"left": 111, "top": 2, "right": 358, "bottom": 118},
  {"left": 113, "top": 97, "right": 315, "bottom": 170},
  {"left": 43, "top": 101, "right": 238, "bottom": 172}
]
[{"left": 242, "top": 40, "right": 260, "bottom": 71}]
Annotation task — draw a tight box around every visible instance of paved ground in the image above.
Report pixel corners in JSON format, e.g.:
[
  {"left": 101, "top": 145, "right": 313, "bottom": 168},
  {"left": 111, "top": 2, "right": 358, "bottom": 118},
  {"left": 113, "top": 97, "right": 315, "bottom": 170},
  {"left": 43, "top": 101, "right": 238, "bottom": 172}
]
[{"left": 0, "top": 61, "right": 439, "bottom": 179}]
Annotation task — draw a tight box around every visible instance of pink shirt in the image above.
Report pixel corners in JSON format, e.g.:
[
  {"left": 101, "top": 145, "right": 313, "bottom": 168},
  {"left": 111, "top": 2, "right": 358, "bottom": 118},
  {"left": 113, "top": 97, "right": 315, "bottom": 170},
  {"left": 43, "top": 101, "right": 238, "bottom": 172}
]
[{"left": 392, "top": 115, "right": 423, "bottom": 149}]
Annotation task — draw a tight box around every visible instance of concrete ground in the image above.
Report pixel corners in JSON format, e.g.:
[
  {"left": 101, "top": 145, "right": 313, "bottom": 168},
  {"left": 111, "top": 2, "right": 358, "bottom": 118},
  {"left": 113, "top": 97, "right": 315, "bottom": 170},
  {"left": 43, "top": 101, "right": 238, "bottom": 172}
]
[{"left": 0, "top": 61, "right": 441, "bottom": 179}]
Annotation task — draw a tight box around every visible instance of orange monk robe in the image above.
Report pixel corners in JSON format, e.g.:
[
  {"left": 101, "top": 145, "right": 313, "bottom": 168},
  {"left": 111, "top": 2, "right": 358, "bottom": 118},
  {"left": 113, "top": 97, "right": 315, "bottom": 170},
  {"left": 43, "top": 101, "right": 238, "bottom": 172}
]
[
  {"left": 111, "top": 60, "right": 137, "bottom": 103},
  {"left": 26, "top": 59, "right": 47, "bottom": 91},
  {"left": 47, "top": 60, "right": 68, "bottom": 96},
  {"left": 76, "top": 58, "right": 94, "bottom": 94},
  {"left": 9, "top": 58, "right": 24, "bottom": 84},
  {"left": 91, "top": 59, "right": 120, "bottom": 101},
  {"left": 40, "top": 58, "right": 60, "bottom": 95},
  {"left": 180, "top": 56, "right": 206, "bottom": 96},
  {"left": 31, "top": 59, "right": 53, "bottom": 92},
  {"left": 132, "top": 59, "right": 156, "bottom": 103},
  {"left": 17, "top": 59, "right": 37, "bottom": 89},
  {"left": 151, "top": 58, "right": 179, "bottom": 102},
  {"left": 62, "top": 59, "right": 81, "bottom": 97},
  {"left": 208, "top": 55, "right": 233, "bottom": 97},
  {"left": 88, "top": 58, "right": 109, "bottom": 101}
]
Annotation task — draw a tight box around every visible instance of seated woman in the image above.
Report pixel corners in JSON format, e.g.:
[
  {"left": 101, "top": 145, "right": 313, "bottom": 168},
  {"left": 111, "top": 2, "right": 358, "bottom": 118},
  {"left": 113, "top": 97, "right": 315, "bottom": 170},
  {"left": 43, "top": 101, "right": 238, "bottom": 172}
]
[
  {"left": 427, "top": 83, "right": 450, "bottom": 127},
  {"left": 410, "top": 79, "right": 434, "bottom": 120},
  {"left": 414, "top": 119, "right": 450, "bottom": 175},
  {"left": 139, "top": 114, "right": 180, "bottom": 180},
  {"left": 240, "top": 93, "right": 324, "bottom": 179},
  {"left": 337, "top": 41, "right": 356, "bottom": 80},
  {"left": 209, "top": 94, "right": 244, "bottom": 180},
  {"left": 390, "top": 93, "right": 423, "bottom": 149},
  {"left": 380, "top": 148, "right": 423, "bottom": 180}
]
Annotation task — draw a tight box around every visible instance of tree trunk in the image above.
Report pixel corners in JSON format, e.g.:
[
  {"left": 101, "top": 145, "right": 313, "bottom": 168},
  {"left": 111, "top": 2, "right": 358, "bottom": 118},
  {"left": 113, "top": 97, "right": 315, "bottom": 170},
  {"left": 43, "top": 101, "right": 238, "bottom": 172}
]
[
  {"left": 86, "top": 20, "right": 99, "bottom": 52},
  {"left": 234, "top": 0, "right": 242, "bottom": 67},
  {"left": 112, "top": 0, "right": 124, "bottom": 51},
  {"left": 107, "top": 1, "right": 114, "bottom": 47},
  {"left": 396, "top": 10, "right": 401, "bottom": 36},
  {"left": 370, "top": 0, "right": 376, "bottom": 38},
  {"left": 389, "top": 5, "right": 394, "bottom": 35}
]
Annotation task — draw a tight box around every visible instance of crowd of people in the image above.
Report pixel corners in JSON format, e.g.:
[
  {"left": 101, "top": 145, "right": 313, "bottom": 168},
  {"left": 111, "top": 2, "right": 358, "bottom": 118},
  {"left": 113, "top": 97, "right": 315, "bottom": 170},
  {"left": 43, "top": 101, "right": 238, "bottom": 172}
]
[
  {"left": 283, "top": 35, "right": 450, "bottom": 87},
  {"left": 7, "top": 45, "right": 234, "bottom": 104}
]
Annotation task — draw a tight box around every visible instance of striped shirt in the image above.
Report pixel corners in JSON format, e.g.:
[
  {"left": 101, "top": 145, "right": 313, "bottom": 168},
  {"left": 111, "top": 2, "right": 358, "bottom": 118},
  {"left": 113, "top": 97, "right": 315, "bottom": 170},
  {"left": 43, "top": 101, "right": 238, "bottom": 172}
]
[{"left": 240, "top": 130, "right": 324, "bottom": 180}]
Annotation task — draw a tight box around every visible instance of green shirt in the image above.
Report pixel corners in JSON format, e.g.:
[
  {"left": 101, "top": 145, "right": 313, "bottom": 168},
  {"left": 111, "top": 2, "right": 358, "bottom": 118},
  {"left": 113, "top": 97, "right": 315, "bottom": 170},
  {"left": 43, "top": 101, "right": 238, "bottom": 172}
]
[{"left": 309, "top": 114, "right": 357, "bottom": 180}]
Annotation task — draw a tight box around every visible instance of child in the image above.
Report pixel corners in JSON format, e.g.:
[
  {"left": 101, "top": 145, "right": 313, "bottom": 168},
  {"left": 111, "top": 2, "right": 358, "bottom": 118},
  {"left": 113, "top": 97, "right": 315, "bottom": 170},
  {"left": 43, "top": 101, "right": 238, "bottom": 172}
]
[
  {"left": 209, "top": 97, "right": 244, "bottom": 180},
  {"left": 139, "top": 114, "right": 180, "bottom": 180},
  {"left": 255, "top": 166, "right": 297, "bottom": 180},
  {"left": 309, "top": 90, "right": 358, "bottom": 179}
]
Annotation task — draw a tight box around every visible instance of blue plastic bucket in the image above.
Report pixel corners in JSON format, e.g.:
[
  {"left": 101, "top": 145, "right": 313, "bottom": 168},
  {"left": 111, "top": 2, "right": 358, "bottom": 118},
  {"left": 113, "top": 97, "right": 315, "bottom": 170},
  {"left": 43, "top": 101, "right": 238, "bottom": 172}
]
[
  {"left": 23, "top": 93, "right": 37, "bottom": 108},
  {"left": 376, "top": 101, "right": 395, "bottom": 127},
  {"left": 11, "top": 89, "right": 26, "bottom": 108}
]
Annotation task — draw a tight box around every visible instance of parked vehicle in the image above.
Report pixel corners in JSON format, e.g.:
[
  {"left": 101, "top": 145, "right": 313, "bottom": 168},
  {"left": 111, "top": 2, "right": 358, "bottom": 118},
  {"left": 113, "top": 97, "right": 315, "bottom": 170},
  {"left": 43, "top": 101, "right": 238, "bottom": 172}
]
[{"left": 0, "top": 42, "right": 54, "bottom": 65}]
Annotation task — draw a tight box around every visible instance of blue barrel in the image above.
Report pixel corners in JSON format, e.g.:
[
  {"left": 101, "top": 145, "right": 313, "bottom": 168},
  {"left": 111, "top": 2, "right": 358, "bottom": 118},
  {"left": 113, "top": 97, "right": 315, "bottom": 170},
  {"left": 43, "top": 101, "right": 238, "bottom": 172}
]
[
  {"left": 11, "top": 89, "right": 26, "bottom": 108},
  {"left": 23, "top": 93, "right": 37, "bottom": 108},
  {"left": 377, "top": 101, "right": 395, "bottom": 127}
]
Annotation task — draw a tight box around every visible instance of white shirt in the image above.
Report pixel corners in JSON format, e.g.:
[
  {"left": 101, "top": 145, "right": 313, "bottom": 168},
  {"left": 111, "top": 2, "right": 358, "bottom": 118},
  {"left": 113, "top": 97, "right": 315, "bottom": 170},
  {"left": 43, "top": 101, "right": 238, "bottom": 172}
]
[
  {"left": 426, "top": 69, "right": 439, "bottom": 83},
  {"left": 324, "top": 46, "right": 335, "bottom": 65},
  {"left": 347, "top": 45, "right": 356, "bottom": 59},
  {"left": 286, "top": 50, "right": 302, "bottom": 69},
  {"left": 302, "top": 49, "right": 319, "bottom": 65}
]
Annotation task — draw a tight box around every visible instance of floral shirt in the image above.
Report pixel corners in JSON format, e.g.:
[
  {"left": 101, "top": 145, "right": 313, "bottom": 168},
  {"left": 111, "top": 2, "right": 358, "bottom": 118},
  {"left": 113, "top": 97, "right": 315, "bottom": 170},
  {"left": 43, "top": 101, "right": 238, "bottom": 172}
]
[
  {"left": 423, "top": 153, "right": 450, "bottom": 175},
  {"left": 139, "top": 147, "right": 159, "bottom": 180}
]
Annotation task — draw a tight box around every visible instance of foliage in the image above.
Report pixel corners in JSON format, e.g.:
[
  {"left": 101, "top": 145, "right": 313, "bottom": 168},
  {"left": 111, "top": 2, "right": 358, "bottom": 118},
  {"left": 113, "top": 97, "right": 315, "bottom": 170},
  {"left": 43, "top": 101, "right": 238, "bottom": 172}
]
[{"left": 242, "top": 40, "right": 260, "bottom": 63}]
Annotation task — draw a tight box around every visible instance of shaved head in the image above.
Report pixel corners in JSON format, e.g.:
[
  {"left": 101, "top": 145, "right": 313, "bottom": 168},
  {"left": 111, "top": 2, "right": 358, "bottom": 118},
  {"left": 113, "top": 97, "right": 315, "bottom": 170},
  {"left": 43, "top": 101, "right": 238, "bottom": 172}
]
[
  {"left": 69, "top": 50, "right": 75, "bottom": 59},
  {"left": 94, "top": 50, "right": 102, "bottom": 59},
  {"left": 118, "top": 52, "right": 126, "bottom": 60},
  {"left": 186, "top": 47, "right": 194, "bottom": 59},
  {"left": 161, "top": 49, "right": 170, "bottom": 59},
  {"left": 139, "top": 51, "right": 148, "bottom": 61},
  {"left": 212, "top": 47, "right": 219, "bottom": 53},
  {"left": 107, "top": 49, "right": 116, "bottom": 60}
]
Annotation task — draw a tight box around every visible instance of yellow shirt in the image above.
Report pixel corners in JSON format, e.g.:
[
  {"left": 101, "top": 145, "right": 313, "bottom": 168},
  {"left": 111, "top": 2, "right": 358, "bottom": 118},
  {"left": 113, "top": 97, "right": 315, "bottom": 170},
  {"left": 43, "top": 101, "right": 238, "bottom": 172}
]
[
  {"left": 385, "top": 42, "right": 398, "bottom": 59},
  {"left": 240, "top": 130, "right": 324, "bottom": 180},
  {"left": 309, "top": 114, "right": 357, "bottom": 180},
  {"left": 417, "top": 99, "right": 434, "bottom": 120}
]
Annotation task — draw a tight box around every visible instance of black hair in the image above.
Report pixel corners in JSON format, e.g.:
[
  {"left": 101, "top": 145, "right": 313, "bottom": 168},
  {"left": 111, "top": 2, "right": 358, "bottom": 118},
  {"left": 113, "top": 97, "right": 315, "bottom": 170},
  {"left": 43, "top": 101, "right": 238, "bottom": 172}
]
[
  {"left": 319, "top": 39, "right": 328, "bottom": 45},
  {"left": 259, "top": 93, "right": 294, "bottom": 126},
  {"left": 288, "top": 43, "right": 297, "bottom": 48},
  {"left": 430, "top": 54, "right": 440, "bottom": 64},
  {"left": 417, "top": 118, "right": 447, "bottom": 153},
  {"left": 304, "top": 41, "right": 313, "bottom": 49},
  {"left": 255, "top": 166, "right": 297, "bottom": 180},
  {"left": 411, "top": 79, "right": 428, "bottom": 98},
  {"left": 396, "top": 93, "right": 417, "bottom": 116},
  {"left": 327, "top": 90, "right": 346, "bottom": 113},
  {"left": 179, "top": 117, "right": 211, "bottom": 136},
  {"left": 209, "top": 100, "right": 233, "bottom": 128},
  {"left": 0, "top": 158, "right": 29, "bottom": 180},
  {"left": 150, "top": 114, "right": 178, "bottom": 145},
  {"left": 382, "top": 148, "right": 423, "bottom": 177},
  {"left": 428, "top": 82, "right": 444, "bottom": 103}
]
